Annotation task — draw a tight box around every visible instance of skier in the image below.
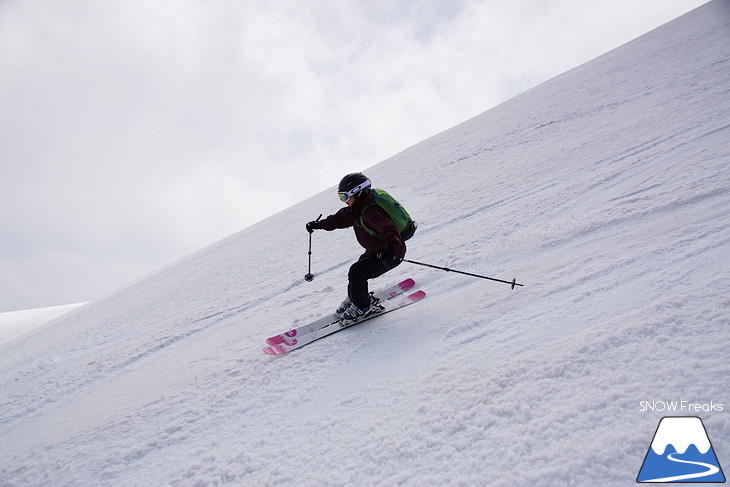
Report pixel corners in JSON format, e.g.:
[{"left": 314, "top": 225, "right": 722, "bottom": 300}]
[{"left": 306, "top": 172, "right": 406, "bottom": 322}]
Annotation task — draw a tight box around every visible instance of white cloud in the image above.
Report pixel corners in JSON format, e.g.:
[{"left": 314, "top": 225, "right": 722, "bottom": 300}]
[{"left": 0, "top": 250, "right": 147, "bottom": 312}]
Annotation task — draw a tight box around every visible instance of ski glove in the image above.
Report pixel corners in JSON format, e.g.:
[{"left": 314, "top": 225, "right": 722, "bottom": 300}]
[
  {"left": 306, "top": 220, "right": 322, "bottom": 234},
  {"left": 377, "top": 247, "right": 401, "bottom": 264}
]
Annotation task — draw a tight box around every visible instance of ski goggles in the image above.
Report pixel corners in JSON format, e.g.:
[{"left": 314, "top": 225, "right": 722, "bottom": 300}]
[{"left": 337, "top": 179, "right": 371, "bottom": 202}]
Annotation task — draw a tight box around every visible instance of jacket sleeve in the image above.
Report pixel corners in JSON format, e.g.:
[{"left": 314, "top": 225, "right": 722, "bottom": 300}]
[{"left": 318, "top": 207, "right": 355, "bottom": 231}]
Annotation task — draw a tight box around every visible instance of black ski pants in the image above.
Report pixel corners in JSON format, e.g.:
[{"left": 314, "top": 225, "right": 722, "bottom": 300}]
[{"left": 348, "top": 252, "right": 402, "bottom": 309}]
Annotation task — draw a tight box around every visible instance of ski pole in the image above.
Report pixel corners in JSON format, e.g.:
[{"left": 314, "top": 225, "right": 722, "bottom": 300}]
[
  {"left": 403, "top": 259, "right": 523, "bottom": 289},
  {"left": 304, "top": 214, "right": 322, "bottom": 282}
]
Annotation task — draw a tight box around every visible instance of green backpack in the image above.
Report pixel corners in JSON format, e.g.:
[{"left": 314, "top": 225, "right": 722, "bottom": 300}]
[{"left": 359, "top": 189, "right": 417, "bottom": 241}]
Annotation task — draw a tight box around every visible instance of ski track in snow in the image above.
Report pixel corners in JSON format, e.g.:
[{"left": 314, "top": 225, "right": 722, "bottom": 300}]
[{"left": 2, "top": 3, "right": 730, "bottom": 486}]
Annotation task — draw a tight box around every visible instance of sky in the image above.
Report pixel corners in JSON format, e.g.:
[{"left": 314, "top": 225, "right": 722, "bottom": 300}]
[{"left": 0, "top": 0, "right": 709, "bottom": 312}]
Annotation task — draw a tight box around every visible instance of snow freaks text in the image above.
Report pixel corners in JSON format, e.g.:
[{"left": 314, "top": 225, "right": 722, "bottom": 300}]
[{"left": 639, "top": 401, "right": 724, "bottom": 413}]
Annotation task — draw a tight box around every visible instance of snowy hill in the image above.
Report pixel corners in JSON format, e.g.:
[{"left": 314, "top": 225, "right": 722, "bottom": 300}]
[
  {"left": 2, "top": 2, "right": 729, "bottom": 486},
  {"left": 0, "top": 303, "right": 85, "bottom": 346}
]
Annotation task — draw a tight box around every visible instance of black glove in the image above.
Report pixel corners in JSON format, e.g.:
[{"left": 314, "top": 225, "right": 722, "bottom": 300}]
[
  {"left": 377, "top": 247, "right": 401, "bottom": 264},
  {"left": 306, "top": 220, "right": 321, "bottom": 234}
]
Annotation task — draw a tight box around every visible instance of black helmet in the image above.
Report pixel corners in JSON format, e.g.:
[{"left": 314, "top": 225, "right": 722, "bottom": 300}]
[{"left": 337, "top": 172, "right": 371, "bottom": 201}]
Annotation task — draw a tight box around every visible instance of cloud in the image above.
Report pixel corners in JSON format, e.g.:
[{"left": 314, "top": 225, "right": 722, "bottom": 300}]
[
  {"left": 0, "top": 0, "right": 708, "bottom": 309},
  {"left": 0, "top": 250, "right": 147, "bottom": 312}
]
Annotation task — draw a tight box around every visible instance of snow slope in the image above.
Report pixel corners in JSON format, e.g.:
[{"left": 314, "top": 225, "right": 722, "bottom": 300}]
[
  {"left": 2, "top": 2, "right": 729, "bottom": 486},
  {"left": 0, "top": 302, "right": 85, "bottom": 346}
]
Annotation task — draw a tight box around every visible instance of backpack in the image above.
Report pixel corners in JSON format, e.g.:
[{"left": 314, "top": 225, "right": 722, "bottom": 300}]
[{"left": 359, "top": 189, "right": 417, "bottom": 241}]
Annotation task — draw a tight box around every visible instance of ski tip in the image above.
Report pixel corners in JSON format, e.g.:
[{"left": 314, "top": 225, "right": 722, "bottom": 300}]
[
  {"left": 263, "top": 344, "right": 287, "bottom": 355},
  {"left": 266, "top": 329, "right": 298, "bottom": 346},
  {"left": 408, "top": 290, "right": 426, "bottom": 300},
  {"left": 400, "top": 278, "right": 416, "bottom": 290},
  {"left": 266, "top": 336, "right": 282, "bottom": 346}
]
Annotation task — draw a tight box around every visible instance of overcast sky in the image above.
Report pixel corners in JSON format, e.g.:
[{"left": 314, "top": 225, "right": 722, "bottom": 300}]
[{"left": 0, "top": 0, "right": 708, "bottom": 312}]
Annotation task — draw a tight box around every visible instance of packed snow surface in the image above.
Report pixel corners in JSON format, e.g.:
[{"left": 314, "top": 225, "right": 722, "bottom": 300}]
[{"left": 1, "top": 2, "right": 729, "bottom": 486}]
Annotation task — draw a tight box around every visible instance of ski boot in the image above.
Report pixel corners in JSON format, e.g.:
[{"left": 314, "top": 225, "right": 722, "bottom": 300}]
[
  {"left": 335, "top": 297, "right": 352, "bottom": 319},
  {"left": 339, "top": 294, "right": 382, "bottom": 325}
]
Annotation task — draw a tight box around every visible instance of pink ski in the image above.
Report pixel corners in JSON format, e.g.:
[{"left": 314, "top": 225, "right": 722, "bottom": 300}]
[
  {"left": 265, "top": 278, "right": 415, "bottom": 347},
  {"left": 263, "top": 290, "right": 426, "bottom": 355}
]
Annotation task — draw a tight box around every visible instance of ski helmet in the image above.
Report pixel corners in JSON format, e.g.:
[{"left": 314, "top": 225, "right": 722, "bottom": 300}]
[{"left": 337, "top": 172, "right": 371, "bottom": 202}]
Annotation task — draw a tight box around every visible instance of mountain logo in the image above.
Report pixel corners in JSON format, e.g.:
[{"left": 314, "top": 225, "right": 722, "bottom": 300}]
[{"left": 637, "top": 416, "right": 725, "bottom": 483}]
